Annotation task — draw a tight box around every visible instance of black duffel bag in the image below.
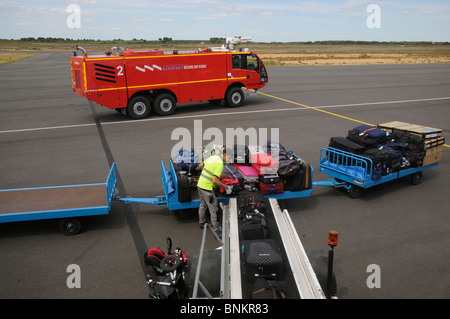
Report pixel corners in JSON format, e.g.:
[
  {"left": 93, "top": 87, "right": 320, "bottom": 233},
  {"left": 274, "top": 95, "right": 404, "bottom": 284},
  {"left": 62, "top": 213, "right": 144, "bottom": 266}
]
[{"left": 389, "top": 129, "right": 425, "bottom": 152}]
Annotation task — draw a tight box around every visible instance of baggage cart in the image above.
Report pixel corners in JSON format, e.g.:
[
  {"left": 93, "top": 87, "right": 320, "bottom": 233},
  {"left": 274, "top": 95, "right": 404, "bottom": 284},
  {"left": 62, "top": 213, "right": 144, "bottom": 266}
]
[
  {"left": 317, "top": 147, "right": 440, "bottom": 198},
  {"left": 117, "top": 159, "right": 314, "bottom": 216},
  {"left": 0, "top": 164, "right": 117, "bottom": 234}
]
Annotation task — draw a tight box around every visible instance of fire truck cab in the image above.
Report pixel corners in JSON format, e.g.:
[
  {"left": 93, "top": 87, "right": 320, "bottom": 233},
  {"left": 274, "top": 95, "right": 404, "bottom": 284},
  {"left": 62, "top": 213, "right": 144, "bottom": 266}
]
[{"left": 70, "top": 38, "right": 268, "bottom": 119}]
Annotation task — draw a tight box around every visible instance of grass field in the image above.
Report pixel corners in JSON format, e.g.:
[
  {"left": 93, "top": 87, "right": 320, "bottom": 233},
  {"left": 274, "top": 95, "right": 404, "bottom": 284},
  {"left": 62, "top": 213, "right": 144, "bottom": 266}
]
[
  {"left": 1, "top": 39, "right": 450, "bottom": 66},
  {"left": 0, "top": 52, "right": 40, "bottom": 66},
  {"left": 257, "top": 47, "right": 450, "bottom": 65}
]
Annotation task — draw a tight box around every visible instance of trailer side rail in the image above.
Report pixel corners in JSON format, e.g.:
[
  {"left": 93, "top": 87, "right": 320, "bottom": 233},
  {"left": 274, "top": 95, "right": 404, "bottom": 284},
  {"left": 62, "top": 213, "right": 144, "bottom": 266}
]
[
  {"left": 319, "top": 147, "right": 372, "bottom": 184},
  {"left": 319, "top": 147, "right": 440, "bottom": 189},
  {"left": 106, "top": 163, "right": 117, "bottom": 208}
]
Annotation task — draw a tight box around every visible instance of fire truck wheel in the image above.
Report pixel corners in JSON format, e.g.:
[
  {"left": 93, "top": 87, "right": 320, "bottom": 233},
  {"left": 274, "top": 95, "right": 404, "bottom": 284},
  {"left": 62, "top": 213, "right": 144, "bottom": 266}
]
[
  {"left": 153, "top": 93, "right": 177, "bottom": 116},
  {"left": 225, "top": 87, "right": 245, "bottom": 107},
  {"left": 127, "top": 95, "right": 151, "bottom": 119}
]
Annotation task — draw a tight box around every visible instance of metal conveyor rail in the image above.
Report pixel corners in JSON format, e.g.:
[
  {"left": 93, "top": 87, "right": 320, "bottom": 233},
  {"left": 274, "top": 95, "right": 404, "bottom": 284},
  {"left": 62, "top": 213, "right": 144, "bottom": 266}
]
[{"left": 268, "top": 198, "right": 326, "bottom": 299}]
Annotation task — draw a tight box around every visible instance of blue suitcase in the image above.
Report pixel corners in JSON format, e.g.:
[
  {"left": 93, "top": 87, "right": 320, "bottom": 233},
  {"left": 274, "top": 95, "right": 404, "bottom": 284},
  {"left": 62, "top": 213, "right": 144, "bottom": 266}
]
[{"left": 352, "top": 125, "right": 389, "bottom": 144}]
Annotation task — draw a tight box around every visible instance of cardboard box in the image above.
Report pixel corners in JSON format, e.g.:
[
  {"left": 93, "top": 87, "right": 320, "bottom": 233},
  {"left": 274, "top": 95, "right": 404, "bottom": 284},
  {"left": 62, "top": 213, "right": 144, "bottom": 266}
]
[
  {"left": 398, "top": 125, "right": 425, "bottom": 135},
  {"left": 377, "top": 121, "right": 412, "bottom": 133},
  {"left": 425, "top": 137, "right": 446, "bottom": 149},
  {"left": 425, "top": 145, "right": 443, "bottom": 156},
  {"left": 378, "top": 121, "right": 443, "bottom": 139},
  {"left": 422, "top": 151, "right": 442, "bottom": 166},
  {"left": 405, "top": 126, "right": 442, "bottom": 139}
]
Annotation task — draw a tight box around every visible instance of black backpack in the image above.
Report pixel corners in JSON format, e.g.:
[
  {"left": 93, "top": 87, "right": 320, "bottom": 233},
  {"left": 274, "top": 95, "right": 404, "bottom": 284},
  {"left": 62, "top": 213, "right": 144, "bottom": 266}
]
[
  {"left": 237, "top": 191, "right": 267, "bottom": 218},
  {"left": 240, "top": 212, "right": 268, "bottom": 240}
]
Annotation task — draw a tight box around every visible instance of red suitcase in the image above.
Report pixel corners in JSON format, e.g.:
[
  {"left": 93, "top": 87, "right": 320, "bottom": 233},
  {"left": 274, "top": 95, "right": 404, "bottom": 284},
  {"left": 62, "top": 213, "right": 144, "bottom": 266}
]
[
  {"left": 251, "top": 153, "right": 278, "bottom": 175},
  {"left": 259, "top": 180, "right": 284, "bottom": 195}
]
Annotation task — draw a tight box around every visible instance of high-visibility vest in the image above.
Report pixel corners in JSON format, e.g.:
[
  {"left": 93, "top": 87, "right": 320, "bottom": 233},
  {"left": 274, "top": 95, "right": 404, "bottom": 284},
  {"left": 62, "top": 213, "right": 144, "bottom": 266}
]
[{"left": 197, "top": 155, "right": 224, "bottom": 191}]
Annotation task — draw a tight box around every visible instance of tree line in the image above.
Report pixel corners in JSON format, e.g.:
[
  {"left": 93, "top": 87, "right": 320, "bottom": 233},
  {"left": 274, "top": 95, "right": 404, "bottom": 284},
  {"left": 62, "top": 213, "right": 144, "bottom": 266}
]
[
  {"left": 270, "top": 40, "right": 450, "bottom": 46},
  {"left": 9, "top": 38, "right": 450, "bottom": 46}
]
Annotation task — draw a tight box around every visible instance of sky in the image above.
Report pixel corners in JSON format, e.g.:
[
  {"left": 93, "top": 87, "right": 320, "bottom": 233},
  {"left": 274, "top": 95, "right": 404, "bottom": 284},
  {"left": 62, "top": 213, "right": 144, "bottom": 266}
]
[{"left": 0, "top": 0, "right": 449, "bottom": 42}]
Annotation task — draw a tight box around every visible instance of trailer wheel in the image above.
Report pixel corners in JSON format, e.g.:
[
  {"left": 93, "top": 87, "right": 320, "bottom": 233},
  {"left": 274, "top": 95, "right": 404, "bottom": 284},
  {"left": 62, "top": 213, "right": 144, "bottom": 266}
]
[
  {"left": 153, "top": 93, "right": 176, "bottom": 116},
  {"left": 128, "top": 95, "right": 151, "bottom": 119},
  {"left": 225, "top": 87, "right": 245, "bottom": 107},
  {"left": 59, "top": 218, "right": 81, "bottom": 235},
  {"left": 411, "top": 172, "right": 422, "bottom": 185},
  {"left": 172, "top": 209, "right": 192, "bottom": 220},
  {"left": 348, "top": 185, "right": 363, "bottom": 198}
]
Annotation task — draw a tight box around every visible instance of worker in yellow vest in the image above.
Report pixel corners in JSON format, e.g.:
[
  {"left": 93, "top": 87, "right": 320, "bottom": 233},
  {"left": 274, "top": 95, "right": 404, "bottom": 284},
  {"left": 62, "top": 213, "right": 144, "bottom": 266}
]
[{"left": 197, "top": 147, "right": 232, "bottom": 236}]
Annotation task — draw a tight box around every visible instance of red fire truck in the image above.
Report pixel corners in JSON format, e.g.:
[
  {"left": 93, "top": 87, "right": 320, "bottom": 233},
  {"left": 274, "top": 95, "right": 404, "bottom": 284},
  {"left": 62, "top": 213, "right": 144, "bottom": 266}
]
[{"left": 70, "top": 38, "right": 268, "bottom": 119}]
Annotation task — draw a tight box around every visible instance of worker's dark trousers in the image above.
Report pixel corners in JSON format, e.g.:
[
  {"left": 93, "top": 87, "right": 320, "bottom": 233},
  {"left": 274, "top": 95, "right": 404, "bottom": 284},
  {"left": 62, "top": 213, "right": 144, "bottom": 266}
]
[{"left": 197, "top": 187, "right": 221, "bottom": 233}]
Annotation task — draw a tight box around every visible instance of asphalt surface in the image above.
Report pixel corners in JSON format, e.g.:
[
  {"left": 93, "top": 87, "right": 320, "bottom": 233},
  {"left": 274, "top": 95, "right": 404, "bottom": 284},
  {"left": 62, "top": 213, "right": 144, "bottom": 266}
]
[{"left": 0, "top": 51, "right": 449, "bottom": 299}]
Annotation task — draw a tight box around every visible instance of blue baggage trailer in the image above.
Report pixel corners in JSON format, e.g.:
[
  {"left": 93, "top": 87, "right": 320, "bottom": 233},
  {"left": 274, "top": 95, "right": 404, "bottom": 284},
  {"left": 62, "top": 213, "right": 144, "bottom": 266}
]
[
  {"left": 119, "top": 145, "right": 442, "bottom": 212},
  {"left": 118, "top": 158, "right": 314, "bottom": 215},
  {"left": 317, "top": 147, "right": 440, "bottom": 198},
  {"left": 0, "top": 164, "right": 117, "bottom": 235}
]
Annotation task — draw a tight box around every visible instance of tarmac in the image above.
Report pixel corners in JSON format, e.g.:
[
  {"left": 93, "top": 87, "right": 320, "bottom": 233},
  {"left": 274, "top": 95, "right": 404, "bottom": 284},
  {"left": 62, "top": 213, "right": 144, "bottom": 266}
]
[{"left": 0, "top": 51, "right": 449, "bottom": 299}]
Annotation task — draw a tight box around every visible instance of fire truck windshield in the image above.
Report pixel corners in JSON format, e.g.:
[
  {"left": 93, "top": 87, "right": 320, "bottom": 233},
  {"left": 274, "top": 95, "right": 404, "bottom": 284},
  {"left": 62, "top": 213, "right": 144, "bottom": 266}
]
[{"left": 231, "top": 53, "right": 268, "bottom": 83}]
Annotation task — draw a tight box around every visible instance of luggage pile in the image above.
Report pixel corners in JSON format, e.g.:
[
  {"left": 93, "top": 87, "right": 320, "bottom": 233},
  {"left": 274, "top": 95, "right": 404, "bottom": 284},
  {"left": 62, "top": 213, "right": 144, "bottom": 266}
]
[
  {"left": 377, "top": 121, "right": 444, "bottom": 167},
  {"left": 171, "top": 143, "right": 314, "bottom": 201},
  {"left": 220, "top": 142, "right": 312, "bottom": 196},
  {"left": 237, "top": 190, "right": 290, "bottom": 299},
  {"left": 171, "top": 148, "right": 202, "bottom": 202},
  {"left": 248, "top": 145, "right": 283, "bottom": 195},
  {"left": 225, "top": 144, "right": 283, "bottom": 195},
  {"left": 172, "top": 148, "right": 199, "bottom": 175},
  {"left": 328, "top": 123, "right": 444, "bottom": 181}
]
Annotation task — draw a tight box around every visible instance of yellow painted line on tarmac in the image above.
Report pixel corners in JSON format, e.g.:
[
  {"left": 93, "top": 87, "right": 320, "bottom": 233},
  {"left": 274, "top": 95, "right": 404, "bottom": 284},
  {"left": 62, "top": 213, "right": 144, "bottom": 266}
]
[
  {"left": 257, "top": 91, "right": 449, "bottom": 148},
  {"left": 257, "top": 91, "right": 374, "bottom": 126}
]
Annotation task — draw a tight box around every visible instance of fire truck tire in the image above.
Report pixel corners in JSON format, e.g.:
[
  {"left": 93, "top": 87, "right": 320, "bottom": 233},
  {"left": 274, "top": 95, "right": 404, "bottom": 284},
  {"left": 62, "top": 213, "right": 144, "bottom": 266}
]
[
  {"left": 225, "top": 87, "right": 245, "bottom": 108},
  {"left": 127, "top": 95, "right": 151, "bottom": 119},
  {"left": 153, "top": 93, "right": 177, "bottom": 116}
]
